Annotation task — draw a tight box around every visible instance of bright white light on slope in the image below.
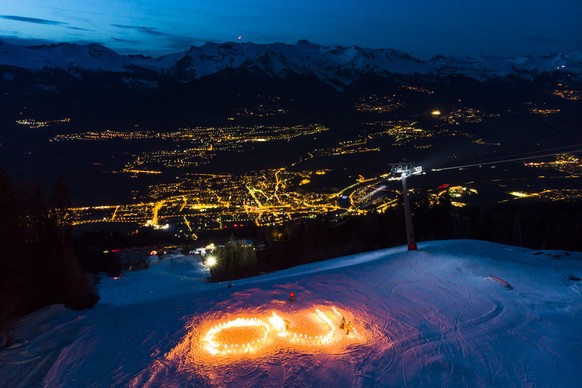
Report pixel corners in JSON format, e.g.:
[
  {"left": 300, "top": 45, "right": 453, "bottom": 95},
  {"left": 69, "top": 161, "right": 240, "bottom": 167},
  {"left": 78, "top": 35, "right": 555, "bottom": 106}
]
[{"left": 205, "top": 256, "right": 217, "bottom": 267}]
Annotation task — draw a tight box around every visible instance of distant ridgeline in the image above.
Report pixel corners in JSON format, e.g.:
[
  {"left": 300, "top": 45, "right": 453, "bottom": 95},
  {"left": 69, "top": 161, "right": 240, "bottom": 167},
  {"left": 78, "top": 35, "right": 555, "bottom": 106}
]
[{"left": 1, "top": 39, "right": 581, "bottom": 87}]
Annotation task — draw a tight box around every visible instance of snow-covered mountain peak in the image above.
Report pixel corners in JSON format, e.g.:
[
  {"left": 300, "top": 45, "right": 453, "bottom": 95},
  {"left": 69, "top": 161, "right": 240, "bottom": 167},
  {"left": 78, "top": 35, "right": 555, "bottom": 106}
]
[{"left": 1, "top": 39, "right": 581, "bottom": 87}]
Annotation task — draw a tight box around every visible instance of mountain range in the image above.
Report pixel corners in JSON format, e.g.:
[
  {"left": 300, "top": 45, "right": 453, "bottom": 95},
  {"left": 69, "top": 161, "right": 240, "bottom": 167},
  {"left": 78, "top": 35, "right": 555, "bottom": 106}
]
[
  {"left": 1, "top": 38, "right": 580, "bottom": 208},
  {"left": 1, "top": 39, "right": 581, "bottom": 88}
]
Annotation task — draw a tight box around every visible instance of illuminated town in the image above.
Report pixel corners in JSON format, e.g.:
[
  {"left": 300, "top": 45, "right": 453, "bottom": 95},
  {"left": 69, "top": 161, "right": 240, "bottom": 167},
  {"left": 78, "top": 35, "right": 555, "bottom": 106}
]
[
  {"left": 10, "top": 93, "right": 582, "bottom": 238},
  {"left": 525, "top": 102, "right": 561, "bottom": 116},
  {"left": 65, "top": 167, "right": 390, "bottom": 231},
  {"left": 354, "top": 94, "right": 404, "bottom": 113},
  {"left": 524, "top": 154, "right": 582, "bottom": 177},
  {"left": 551, "top": 84, "right": 582, "bottom": 101},
  {"left": 17, "top": 117, "right": 71, "bottom": 128},
  {"left": 63, "top": 152, "right": 582, "bottom": 235}
]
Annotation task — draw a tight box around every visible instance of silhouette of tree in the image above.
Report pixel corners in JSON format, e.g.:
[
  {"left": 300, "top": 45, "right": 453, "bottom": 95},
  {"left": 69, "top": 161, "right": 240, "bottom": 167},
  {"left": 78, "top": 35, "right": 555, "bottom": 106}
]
[{"left": 0, "top": 170, "right": 98, "bottom": 347}]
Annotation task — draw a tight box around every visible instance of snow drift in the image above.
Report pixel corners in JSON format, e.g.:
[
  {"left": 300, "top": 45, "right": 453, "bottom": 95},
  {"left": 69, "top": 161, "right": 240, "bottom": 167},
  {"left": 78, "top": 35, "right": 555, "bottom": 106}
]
[{"left": 1, "top": 240, "right": 581, "bottom": 386}]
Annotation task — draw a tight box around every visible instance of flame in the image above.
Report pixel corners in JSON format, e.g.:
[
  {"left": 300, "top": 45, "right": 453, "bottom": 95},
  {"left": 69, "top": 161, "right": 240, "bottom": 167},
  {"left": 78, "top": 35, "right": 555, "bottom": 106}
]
[
  {"left": 202, "top": 317, "right": 271, "bottom": 355},
  {"left": 268, "top": 312, "right": 288, "bottom": 335},
  {"left": 198, "top": 306, "right": 364, "bottom": 358}
]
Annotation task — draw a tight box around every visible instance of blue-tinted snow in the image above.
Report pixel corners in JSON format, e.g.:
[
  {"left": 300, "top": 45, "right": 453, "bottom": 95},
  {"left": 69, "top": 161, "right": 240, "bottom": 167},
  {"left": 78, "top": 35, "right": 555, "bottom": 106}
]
[{"left": 1, "top": 240, "right": 581, "bottom": 386}]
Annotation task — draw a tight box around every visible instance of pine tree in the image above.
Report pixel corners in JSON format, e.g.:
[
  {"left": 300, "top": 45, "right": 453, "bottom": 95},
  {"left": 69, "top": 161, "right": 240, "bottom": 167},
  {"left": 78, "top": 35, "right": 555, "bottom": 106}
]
[{"left": 0, "top": 168, "right": 26, "bottom": 346}]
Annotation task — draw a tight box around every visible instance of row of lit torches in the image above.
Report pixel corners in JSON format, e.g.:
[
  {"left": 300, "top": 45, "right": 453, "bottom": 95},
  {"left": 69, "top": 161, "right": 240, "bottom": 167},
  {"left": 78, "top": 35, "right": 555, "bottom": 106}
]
[{"left": 202, "top": 307, "right": 356, "bottom": 356}]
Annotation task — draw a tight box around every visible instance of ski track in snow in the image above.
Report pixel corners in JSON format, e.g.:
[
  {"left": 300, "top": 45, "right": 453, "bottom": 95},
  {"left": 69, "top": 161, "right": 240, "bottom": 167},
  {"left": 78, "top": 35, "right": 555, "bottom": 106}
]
[{"left": 1, "top": 240, "right": 581, "bottom": 387}]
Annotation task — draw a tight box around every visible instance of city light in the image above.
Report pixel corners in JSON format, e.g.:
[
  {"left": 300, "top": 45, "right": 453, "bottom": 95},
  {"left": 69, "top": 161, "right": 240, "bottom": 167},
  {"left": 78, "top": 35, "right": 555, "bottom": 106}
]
[
  {"left": 54, "top": 104, "right": 582, "bottom": 231},
  {"left": 205, "top": 256, "right": 217, "bottom": 267}
]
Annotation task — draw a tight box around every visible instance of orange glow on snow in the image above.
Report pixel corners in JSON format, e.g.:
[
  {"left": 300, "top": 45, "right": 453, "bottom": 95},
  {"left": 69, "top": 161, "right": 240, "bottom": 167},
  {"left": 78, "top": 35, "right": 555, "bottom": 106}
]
[
  {"left": 203, "top": 317, "right": 271, "bottom": 355},
  {"left": 166, "top": 305, "right": 367, "bottom": 365}
]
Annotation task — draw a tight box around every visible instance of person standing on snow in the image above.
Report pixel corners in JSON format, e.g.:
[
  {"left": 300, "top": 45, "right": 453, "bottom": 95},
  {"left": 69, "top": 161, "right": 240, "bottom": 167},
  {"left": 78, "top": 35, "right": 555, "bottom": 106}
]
[{"left": 345, "top": 321, "right": 352, "bottom": 335}]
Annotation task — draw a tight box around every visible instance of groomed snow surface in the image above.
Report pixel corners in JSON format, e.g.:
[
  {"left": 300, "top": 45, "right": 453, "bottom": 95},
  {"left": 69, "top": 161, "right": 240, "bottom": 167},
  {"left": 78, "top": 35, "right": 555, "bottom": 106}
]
[{"left": 1, "top": 240, "right": 581, "bottom": 387}]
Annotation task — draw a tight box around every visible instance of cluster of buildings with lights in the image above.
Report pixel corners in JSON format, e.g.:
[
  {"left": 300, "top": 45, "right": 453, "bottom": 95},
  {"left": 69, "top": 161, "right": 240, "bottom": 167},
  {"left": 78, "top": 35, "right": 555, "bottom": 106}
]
[
  {"left": 63, "top": 151, "right": 582, "bottom": 236},
  {"left": 24, "top": 91, "right": 578, "bottom": 239}
]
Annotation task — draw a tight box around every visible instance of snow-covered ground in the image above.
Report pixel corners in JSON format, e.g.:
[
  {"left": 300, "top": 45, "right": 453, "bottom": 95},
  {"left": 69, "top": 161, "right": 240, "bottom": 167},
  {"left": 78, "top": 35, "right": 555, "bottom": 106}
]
[
  {"left": 1, "top": 240, "right": 581, "bottom": 387},
  {"left": 2, "top": 40, "right": 581, "bottom": 87}
]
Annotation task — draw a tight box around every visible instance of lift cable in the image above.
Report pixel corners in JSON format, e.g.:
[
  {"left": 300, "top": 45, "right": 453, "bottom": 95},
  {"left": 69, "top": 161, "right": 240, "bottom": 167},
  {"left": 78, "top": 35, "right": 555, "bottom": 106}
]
[{"left": 431, "top": 145, "right": 582, "bottom": 172}]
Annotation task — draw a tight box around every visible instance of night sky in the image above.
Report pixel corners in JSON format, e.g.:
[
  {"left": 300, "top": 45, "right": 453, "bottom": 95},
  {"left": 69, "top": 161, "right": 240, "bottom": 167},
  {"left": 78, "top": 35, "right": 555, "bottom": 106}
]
[{"left": 1, "top": 0, "right": 581, "bottom": 58}]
